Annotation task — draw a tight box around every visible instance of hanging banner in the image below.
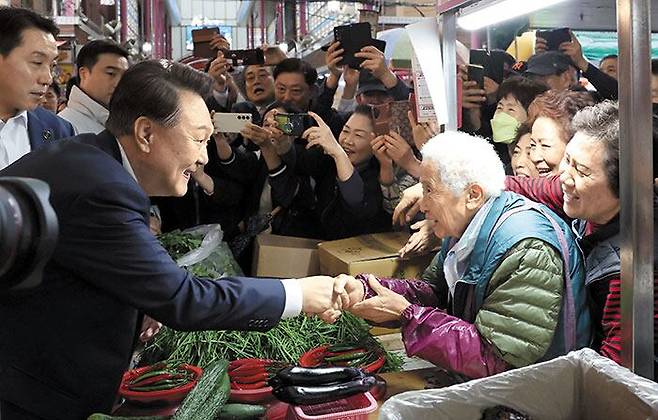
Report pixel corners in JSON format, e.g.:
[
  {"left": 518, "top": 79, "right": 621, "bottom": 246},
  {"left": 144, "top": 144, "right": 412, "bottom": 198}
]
[
  {"left": 405, "top": 17, "right": 449, "bottom": 126},
  {"left": 411, "top": 53, "right": 437, "bottom": 123}
]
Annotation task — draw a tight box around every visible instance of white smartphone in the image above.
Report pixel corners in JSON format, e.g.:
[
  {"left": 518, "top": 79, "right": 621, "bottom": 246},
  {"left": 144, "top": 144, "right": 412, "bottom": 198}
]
[{"left": 213, "top": 113, "right": 252, "bottom": 133}]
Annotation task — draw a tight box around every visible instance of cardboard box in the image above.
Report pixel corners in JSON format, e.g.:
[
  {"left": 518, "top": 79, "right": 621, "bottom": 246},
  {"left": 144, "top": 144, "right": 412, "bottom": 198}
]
[
  {"left": 380, "top": 348, "right": 658, "bottom": 420},
  {"left": 252, "top": 233, "right": 320, "bottom": 278},
  {"left": 318, "top": 232, "right": 434, "bottom": 279}
]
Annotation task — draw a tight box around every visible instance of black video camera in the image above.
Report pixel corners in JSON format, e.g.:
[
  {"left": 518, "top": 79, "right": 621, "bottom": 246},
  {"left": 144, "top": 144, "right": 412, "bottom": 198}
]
[{"left": 0, "top": 177, "right": 58, "bottom": 292}]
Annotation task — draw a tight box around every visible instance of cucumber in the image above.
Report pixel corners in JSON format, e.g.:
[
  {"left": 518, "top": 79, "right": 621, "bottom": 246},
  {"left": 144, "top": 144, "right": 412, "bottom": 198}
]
[
  {"left": 196, "top": 371, "right": 230, "bottom": 419},
  {"left": 172, "top": 359, "right": 229, "bottom": 420},
  {"left": 218, "top": 403, "right": 266, "bottom": 419},
  {"left": 87, "top": 414, "right": 169, "bottom": 420}
]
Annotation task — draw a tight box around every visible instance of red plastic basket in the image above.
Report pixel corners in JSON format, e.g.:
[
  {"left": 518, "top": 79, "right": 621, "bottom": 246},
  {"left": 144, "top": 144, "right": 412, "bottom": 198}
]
[
  {"left": 229, "top": 385, "right": 275, "bottom": 403},
  {"left": 299, "top": 345, "right": 385, "bottom": 374},
  {"left": 286, "top": 392, "right": 378, "bottom": 420},
  {"left": 119, "top": 364, "right": 202, "bottom": 405}
]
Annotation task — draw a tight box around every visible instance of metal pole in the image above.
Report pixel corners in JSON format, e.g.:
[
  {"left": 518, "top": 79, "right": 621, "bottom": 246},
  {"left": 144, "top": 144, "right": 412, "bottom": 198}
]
[
  {"left": 441, "top": 11, "right": 458, "bottom": 130},
  {"left": 617, "top": 0, "right": 654, "bottom": 380}
]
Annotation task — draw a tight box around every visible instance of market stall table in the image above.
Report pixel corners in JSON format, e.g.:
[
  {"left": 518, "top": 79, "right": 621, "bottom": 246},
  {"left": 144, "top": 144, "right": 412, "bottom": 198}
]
[{"left": 114, "top": 366, "right": 460, "bottom": 418}]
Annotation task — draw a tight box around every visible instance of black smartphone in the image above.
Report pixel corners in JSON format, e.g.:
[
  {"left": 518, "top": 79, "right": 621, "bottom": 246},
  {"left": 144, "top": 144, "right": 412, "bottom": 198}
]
[
  {"left": 333, "top": 22, "right": 372, "bottom": 69},
  {"left": 470, "top": 48, "right": 506, "bottom": 84},
  {"left": 370, "top": 39, "right": 387, "bottom": 54},
  {"left": 275, "top": 113, "right": 308, "bottom": 137},
  {"left": 192, "top": 27, "right": 219, "bottom": 59},
  {"left": 536, "top": 27, "right": 571, "bottom": 51},
  {"left": 222, "top": 49, "right": 265, "bottom": 67},
  {"left": 469, "top": 49, "right": 489, "bottom": 68},
  {"left": 467, "top": 64, "right": 485, "bottom": 90}
]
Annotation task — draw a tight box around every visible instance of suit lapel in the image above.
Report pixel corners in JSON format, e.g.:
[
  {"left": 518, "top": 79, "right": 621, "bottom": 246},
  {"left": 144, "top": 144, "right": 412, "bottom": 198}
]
[{"left": 26, "top": 110, "right": 54, "bottom": 151}]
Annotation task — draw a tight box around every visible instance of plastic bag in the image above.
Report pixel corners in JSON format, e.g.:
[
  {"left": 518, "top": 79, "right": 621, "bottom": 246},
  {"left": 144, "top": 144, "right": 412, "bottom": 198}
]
[
  {"left": 175, "top": 224, "right": 243, "bottom": 277},
  {"left": 380, "top": 349, "right": 658, "bottom": 420}
]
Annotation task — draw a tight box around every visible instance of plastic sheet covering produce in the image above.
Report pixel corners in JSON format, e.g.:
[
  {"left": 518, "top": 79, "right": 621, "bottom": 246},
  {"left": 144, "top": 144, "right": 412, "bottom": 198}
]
[
  {"left": 380, "top": 349, "right": 658, "bottom": 420},
  {"left": 160, "top": 224, "right": 243, "bottom": 278}
]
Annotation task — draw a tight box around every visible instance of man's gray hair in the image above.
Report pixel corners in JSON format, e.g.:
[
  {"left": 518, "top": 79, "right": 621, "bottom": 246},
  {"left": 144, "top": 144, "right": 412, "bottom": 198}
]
[{"left": 421, "top": 131, "right": 506, "bottom": 198}]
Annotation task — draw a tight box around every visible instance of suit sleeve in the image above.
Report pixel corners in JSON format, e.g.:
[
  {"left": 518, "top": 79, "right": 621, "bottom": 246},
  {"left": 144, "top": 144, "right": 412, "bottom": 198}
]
[
  {"left": 582, "top": 64, "right": 618, "bottom": 101},
  {"left": 55, "top": 180, "right": 287, "bottom": 331}
]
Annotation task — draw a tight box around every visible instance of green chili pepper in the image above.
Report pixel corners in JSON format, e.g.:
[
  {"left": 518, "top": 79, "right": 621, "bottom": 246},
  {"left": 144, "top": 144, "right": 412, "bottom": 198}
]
[
  {"left": 327, "top": 343, "right": 362, "bottom": 353},
  {"left": 324, "top": 351, "right": 367, "bottom": 363},
  {"left": 128, "top": 379, "right": 189, "bottom": 392}
]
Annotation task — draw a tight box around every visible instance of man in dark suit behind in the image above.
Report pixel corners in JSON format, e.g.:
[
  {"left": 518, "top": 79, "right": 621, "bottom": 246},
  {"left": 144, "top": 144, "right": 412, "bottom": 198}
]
[
  {"left": 0, "top": 7, "right": 74, "bottom": 171},
  {"left": 0, "top": 59, "right": 349, "bottom": 419}
]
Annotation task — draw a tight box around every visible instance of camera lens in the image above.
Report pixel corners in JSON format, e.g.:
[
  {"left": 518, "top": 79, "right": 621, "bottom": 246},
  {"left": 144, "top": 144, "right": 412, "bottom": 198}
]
[{"left": 0, "top": 178, "right": 58, "bottom": 292}]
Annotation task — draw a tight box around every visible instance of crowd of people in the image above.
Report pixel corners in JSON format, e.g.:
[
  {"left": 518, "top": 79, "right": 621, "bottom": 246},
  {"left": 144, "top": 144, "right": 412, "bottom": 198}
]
[{"left": 0, "top": 5, "right": 657, "bottom": 419}]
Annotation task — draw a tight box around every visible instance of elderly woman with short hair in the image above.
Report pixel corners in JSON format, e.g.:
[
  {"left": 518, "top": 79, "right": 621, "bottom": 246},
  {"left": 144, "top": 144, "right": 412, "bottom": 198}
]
[
  {"left": 343, "top": 132, "right": 591, "bottom": 379},
  {"left": 506, "top": 101, "right": 658, "bottom": 371}
]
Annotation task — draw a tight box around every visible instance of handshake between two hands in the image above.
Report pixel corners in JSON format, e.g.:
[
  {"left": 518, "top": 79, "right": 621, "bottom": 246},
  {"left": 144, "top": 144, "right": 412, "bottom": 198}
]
[{"left": 296, "top": 274, "right": 412, "bottom": 324}]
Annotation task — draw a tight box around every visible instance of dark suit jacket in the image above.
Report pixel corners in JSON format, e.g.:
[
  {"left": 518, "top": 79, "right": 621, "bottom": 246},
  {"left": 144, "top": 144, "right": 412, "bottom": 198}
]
[
  {"left": 27, "top": 107, "right": 75, "bottom": 150},
  {"left": 0, "top": 130, "right": 287, "bottom": 419}
]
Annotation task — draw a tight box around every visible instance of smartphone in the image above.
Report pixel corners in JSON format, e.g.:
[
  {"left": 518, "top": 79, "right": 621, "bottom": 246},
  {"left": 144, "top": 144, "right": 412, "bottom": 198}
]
[
  {"left": 389, "top": 101, "right": 413, "bottom": 146},
  {"left": 222, "top": 49, "right": 265, "bottom": 67},
  {"left": 333, "top": 22, "right": 373, "bottom": 69},
  {"left": 536, "top": 27, "right": 571, "bottom": 51},
  {"left": 371, "top": 103, "right": 392, "bottom": 136},
  {"left": 370, "top": 39, "right": 387, "bottom": 54},
  {"left": 487, "top": 50, "right": 507, "bottom": 85},
  {"left": 467, "top": 64, "right": 485, "bottom": 90},
  {"left": 192, "top": 27, "right": 219, "bottom": 59},
  {"left": 275, "top": 113, "right": 308, "bottom": 137},
  {"left": 409, "top": 92, "right": 418, "bottom": 124},
  {"left": 213, "top": 113, "right": 252, "bottom": 133},
  {"left": 469, "top": 49, "right": 489, "bottom": 68}
]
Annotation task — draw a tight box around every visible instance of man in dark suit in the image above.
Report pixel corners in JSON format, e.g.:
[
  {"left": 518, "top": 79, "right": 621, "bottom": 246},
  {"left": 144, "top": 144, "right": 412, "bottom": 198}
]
[
  {"left": 0, "top": 59, "right": 348, "bottom": 419},
  {"left": 0, "top": 7, "right": 74, "bottom": 171}
]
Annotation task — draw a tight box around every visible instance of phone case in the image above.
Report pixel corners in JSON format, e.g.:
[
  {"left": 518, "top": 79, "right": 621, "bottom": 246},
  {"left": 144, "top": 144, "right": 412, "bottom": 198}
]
[
  {"left": 537, "top": 28, "right": 571, "bottom": 51},
  {"left": 370, "top": 39, "right": 387, "bottom": 54},
  {"left": 192, "top": 28, "right": 219, "bottom": 59},
  {"left": 275, "top": 113, "right": 307, "bottom": 137},
  {"left": 371, "top": 103, "right": 391, "bottom": 136},
  {"left": 225, "top": 49, "right": 265, "bottom": 67},
  {"left": 334, "top": 22, "right": 372, "bottom": 69},
  {"left": 409, "top": 93, "right": 418, "bottom": 124},
  {"left": 388, "top": 101, "right": 413, "bottom": 147},
  {"left": 467, "top": 64, "right": 485, "bottom": 89},
  {"left": 213, "top": 113, "right": 252, "bottom": 133}
]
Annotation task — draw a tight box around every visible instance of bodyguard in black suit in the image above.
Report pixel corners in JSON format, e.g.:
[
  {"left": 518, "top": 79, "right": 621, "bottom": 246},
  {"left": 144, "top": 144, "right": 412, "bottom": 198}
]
[
  {"left": 0, "top": 7, "right": 74, "bottom": 171},
  {"left": 0, "top": 59, "right": 348, "bottom": 419}
]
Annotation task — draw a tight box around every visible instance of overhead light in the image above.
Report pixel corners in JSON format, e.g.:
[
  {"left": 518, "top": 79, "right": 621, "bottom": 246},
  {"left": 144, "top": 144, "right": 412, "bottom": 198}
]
[
  {"left": 141, "top": 42, "right": 153, "bottom": 56},
  {"left": 457, "top": 0, "right": 569, "bottom": 31},
  {"left": 327, "top": 1, "right": 341, "bottom": 12}
]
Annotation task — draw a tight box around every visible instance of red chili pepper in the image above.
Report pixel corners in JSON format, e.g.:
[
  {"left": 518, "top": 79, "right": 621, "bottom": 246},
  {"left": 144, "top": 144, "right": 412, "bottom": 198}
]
[
  {"left": 235, "top": 380, "right": 268, "bottom": 389},
  {"left": 230, "top": 364, "right": 269, "bottom": 378},
  {"left": 230, "top": 382, "right": 244, "bottom": 390},
  {"left": 233, "top": 372, "right": 270, "bottom": 384},
  {"left": 229, "top": 358, "right": 270, "bottom": 371}
]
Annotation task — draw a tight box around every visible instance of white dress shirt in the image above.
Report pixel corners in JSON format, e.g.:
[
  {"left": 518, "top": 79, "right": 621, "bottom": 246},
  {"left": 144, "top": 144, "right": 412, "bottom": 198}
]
[
  {"left": 115, "top": 139, "right": 304, "bottom": 319},
  {"left": 0, "top": 111, "right": 31, "bottom": 170}
]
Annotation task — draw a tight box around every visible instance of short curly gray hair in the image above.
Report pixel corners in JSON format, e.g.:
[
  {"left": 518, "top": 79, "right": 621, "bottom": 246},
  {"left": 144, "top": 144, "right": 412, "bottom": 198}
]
[{"left": 421, "top": 131, "right": 506, "bottom": 198}]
